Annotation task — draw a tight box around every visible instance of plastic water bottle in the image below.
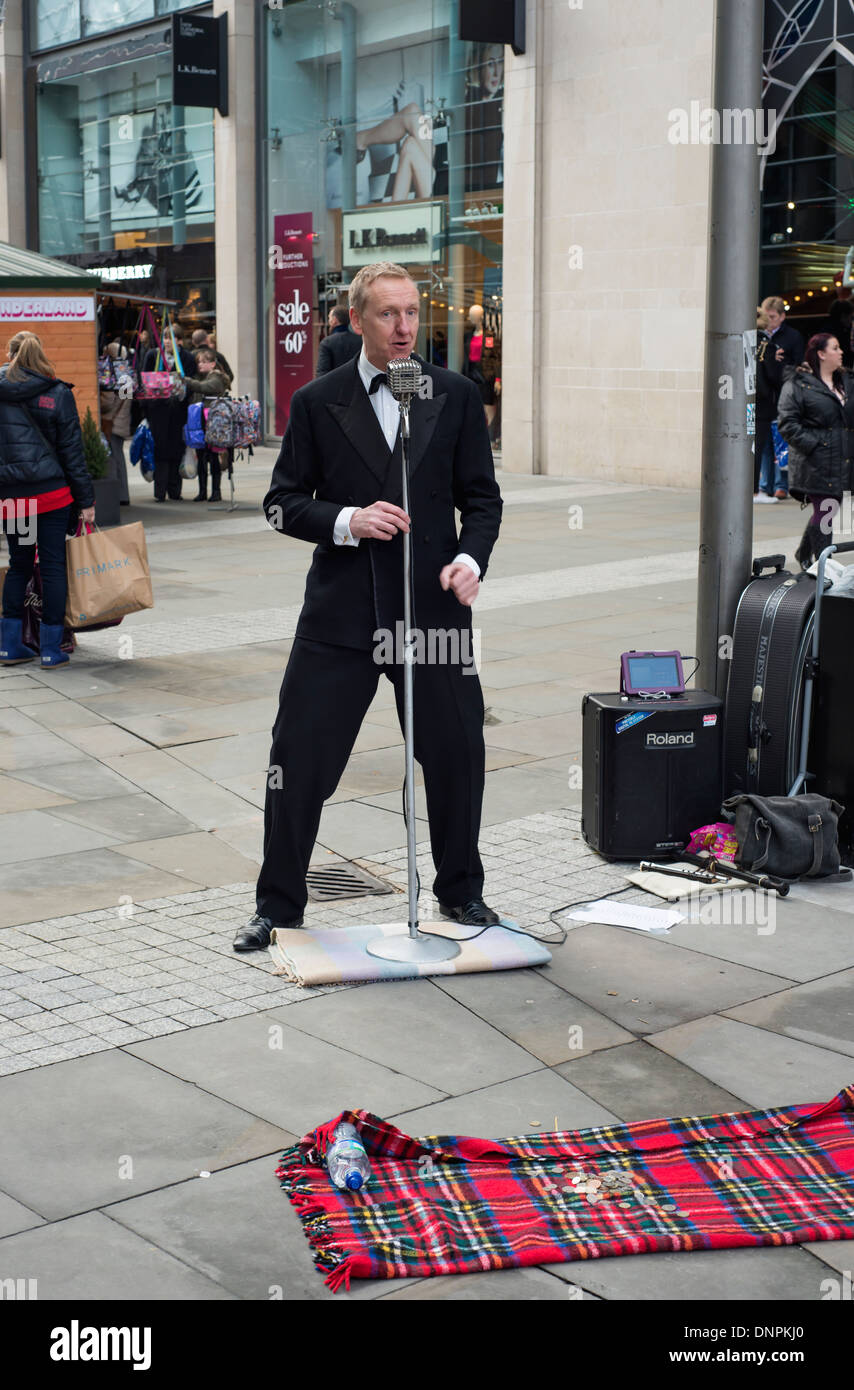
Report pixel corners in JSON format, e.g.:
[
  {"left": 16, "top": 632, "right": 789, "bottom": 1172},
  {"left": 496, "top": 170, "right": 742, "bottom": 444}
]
[{"left": 326, "top": 1122, "right": 371, "bottom": 1192}]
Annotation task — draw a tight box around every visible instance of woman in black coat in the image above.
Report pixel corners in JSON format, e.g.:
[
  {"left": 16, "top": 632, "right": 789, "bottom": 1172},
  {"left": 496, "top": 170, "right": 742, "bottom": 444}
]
[
  {"left": 0, "top": 332, "right": 94, "bottom": 668},
  {"left": 776, "top": 332, "right": 854, "bottom": 569},
  {"left": 140, "top": 335, "right": 196, "bottom": 502}
]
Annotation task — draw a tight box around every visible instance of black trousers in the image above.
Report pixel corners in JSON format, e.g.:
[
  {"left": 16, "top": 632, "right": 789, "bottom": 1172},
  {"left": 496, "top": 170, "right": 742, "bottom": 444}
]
[
  {"left": 195, "top": 448, "right": 222, "bottom": 497},
  {"left": 256, "top": 636, "right": 487, "bottom": 922}
]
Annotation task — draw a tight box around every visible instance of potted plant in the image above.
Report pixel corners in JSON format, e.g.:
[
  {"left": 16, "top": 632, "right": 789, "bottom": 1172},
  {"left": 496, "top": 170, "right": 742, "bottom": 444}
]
[{"left": 82, "top": 406, "right": 121, "bottom": 527}]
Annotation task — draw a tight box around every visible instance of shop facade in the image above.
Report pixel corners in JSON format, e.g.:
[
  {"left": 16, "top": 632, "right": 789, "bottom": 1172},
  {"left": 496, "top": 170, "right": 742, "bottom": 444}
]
[
  {"left": 260, "top": 0, "right": 505, "bottom": 437},
  {"left": 27, "top": 0, "right": 217, "bottom": 329},
  {"left": 760, "top": 0, "right": 854, "bottom": 349}
]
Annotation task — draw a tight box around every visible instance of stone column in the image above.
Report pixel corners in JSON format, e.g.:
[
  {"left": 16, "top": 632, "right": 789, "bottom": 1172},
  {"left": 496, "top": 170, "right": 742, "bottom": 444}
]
[
  {"left": 0, "top": 0, "right": 27, "bottom": 247},
  {"left": 500, "top": 0, "right": 540, "bottom": 474},
  {"left": 212, "top": 0, "right": 257, "bottom": 397}
]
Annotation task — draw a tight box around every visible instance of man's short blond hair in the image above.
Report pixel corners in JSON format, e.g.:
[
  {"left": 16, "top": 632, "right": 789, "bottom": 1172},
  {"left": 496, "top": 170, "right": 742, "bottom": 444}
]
[
  {"left": 348, "top": 262, "right": 417, "bottom": 317},
  {"left": 761, "top": 296, "right": 786, "bottom": 316}
]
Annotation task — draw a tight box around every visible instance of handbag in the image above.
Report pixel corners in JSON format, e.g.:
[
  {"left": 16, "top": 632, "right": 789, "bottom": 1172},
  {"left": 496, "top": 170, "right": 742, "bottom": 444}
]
[
  {"left": 135, "top": 307, "right": 185, "bottom": 400},
  {"left": 22, "top": 554, "right": 76, "bottom": 655},
  {"left": 723, "top": 793, "right": 849, "bottom": 880}
]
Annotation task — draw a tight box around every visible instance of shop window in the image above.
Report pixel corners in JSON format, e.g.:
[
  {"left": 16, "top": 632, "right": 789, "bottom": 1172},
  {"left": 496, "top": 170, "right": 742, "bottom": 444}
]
[
  {"left": 262, "top": 0, "right": 504, "bottom": 435},
  {"left": 33, "top": 0, "right": 81, "bottom": 50},
  {"left": 81, "top": 1, "right": 155, "bottom": 39},
  {"left": 33, "top": 0, "right": 203, "bottom": 52}
]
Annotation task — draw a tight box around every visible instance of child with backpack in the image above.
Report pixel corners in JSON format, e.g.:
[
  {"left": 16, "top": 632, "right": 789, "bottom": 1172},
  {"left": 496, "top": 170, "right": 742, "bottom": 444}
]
[{"left": 180, "top": 349, "right": 229, "bottom": 501}]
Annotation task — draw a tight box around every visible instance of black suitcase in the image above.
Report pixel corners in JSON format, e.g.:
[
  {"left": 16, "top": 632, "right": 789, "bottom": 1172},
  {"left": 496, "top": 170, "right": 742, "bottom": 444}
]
[
  {"left": 724, "top": 554, "right": 816, "bottom": 798},
  {"left": 582, "top": 690, "right": 724, "bottom": 860}
]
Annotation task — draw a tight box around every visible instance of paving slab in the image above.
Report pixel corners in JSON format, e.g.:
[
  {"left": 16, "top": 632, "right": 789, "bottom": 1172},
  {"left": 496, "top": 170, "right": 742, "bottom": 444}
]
[
  {"left": 556, "top": 1040, "right": 748, "bottom": 1120},
  {"left": 0, "top": 732, "right": 89, "bottom": 771},
  {"left": 105, "top": 1156, "right": 418, "bottom": 1302},
  {"left": 0, "top": 1190, "right": 44, "bottom": 1239},
  {"left": 17, "top": 699, "right": 112, "bottom": 731},
  {"left": 484, "top": 713, "right": 579, "bottom": 757},
  {"left": 648, "top": 1015, "right": 854, "bottom": 1109},
  {"left": 48, "top": 793, "right": 197, "bottom": 843},
  {"left": 664, "top": 896, "right": 854, "bottom": 984},
  {"left": 0, "top": 774, "right": 72, "bottom": 814},
  {"left": 80, "top": 688, "right": 222, "bottom": 718},
  {"left": 0, "top": 1049, "right": 295, "bottom": 1220},
  {"left": 114, "top": 697, "right": 281, "bottom": 748},
  {"left": 100, "top": 749, "right": 259, "bottom": 829},
  {"left": 0, "top": 850, "right": 197, "bottom": 929},
  {"left": 0, "top": 1211, "right": 235, "bottom": 1300},
  {"left": 800, "top": 1238, "right": 854, "bottom": 1278},
  {"left": 315, "top": 801, "right": 422, "bottom": 858},
  {"left": 435, "top": 969, "right": 635, "bottom": 1064},
  {"left": 125, "top": 1011, "right": 445, "bottom": 1135},
  {"left": 389, "top": 1069, "right": 620, "bottom": 1138},
  {"left": 485, "top": 681, "right": 581, "bottom": 719},
  {"left": 114, "top": 832, "right": 262, "bottom": 886},
  {"left": 379, "top": 1267, "right": 591, "bottom": 1299},
  {"left": 167, "top": 732, "right": 273, "bottom": 780},
  {"left": 0, "top": 707, "right": 58, "bottom": 738},
  {"left": 540, "top": 923, "right": 795, "bottom": 1032},
  {"left": 275, "top": 980, "right": 540, "bottom": 1094},
  {"left": 722, "top": 969, "right": 854, "bottom": 1060},
  {"left": 0, "top": 808, "right": 123, "bottom": 864},
  {"left": 543, "top": 1244, "right": 834, "bottom": 1301},
  {"left": 11, "top": 759, "right": 143, "bottom": 801}
]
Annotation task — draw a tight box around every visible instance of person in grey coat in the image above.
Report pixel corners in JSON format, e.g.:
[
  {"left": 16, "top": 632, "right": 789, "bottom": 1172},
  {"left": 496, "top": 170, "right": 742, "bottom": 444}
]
[{"left": 776, "top": 332, "right": 854, "bottom": 569}]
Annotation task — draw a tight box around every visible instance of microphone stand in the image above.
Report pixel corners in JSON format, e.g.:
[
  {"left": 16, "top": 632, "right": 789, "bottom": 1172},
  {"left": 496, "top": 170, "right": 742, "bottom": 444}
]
[{"left": 366, "top": 360, "right": 460, "bottom": 965}]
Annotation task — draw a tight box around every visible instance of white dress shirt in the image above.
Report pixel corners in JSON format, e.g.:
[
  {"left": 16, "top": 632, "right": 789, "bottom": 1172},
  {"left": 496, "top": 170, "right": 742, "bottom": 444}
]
[{"left": 333, "top": 349, "right": 480, "bottom": 580}]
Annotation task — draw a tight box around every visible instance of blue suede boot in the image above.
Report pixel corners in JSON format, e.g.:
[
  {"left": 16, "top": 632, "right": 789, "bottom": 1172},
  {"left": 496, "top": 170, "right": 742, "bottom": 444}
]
[
  {"left": 40, "top": 623, "right": 70, "bottom": 669},
  {"left": 0, "top": 617, "right": 37, "bottom": 664}
]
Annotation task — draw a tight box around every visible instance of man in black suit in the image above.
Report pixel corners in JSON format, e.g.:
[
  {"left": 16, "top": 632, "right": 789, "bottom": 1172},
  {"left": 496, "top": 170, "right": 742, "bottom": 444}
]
[
  {"left": 316, "top": 305, "right": 362, "bottom": 376},
  {"left": 233, "top": 261, "right": 503, "bottom": 951}
]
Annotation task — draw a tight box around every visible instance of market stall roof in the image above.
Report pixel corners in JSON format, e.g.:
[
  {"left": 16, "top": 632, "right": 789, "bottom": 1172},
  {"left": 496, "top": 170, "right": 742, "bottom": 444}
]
[{"left": 0, "top": 242, "right": 102, "bottom": 290}]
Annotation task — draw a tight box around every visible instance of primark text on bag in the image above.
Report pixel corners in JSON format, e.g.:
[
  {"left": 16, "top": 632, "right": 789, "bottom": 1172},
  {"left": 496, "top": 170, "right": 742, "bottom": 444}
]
[{"left": 65, "top": 522, "right": 154, "bottom": 630}]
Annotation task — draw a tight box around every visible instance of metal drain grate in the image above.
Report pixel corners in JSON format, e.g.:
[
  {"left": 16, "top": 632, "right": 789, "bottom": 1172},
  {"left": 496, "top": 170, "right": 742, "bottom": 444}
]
[{"left": 305, "top": 862, "right": 396, "bottom": 902}]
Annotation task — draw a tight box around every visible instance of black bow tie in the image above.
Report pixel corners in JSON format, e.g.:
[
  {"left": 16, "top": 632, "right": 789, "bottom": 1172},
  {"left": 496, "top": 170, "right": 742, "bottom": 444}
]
[{"left": 368, "top": 373, "right": 387, "bottom": 395}]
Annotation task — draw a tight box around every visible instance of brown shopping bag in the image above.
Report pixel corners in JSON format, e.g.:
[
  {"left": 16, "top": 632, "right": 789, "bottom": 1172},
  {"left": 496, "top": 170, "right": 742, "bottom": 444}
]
[{"left": 65, "top": 521, "right": 154, "bottom": 630}]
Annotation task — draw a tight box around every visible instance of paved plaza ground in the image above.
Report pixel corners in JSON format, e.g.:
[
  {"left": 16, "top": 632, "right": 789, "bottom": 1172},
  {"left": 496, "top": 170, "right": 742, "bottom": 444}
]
[{"left": 0, "top": 450, "right": 852, "bottom": 1301}]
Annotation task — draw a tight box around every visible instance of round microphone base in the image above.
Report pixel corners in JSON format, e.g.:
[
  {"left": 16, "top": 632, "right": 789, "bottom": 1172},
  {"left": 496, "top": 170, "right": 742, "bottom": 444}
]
[{"left": 365, "top": 923, "right": 461, "bottom": 964}]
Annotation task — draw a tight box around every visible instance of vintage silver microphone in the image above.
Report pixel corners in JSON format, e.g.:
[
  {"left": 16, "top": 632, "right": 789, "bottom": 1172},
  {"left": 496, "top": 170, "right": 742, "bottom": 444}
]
[{"left": 367, "top": 358, "right": 461, "bottom": 964}]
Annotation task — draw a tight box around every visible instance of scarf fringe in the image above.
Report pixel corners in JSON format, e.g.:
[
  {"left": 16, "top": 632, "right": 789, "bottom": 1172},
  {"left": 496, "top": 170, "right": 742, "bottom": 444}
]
[{"left": 277, "top": 1147, "right": 354, "bottom": 1293}]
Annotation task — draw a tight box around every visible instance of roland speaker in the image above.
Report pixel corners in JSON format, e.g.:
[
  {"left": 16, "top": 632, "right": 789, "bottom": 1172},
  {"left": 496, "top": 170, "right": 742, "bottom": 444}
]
[
  {"left": 460, "top": 0, "right": 526, "bottom": 55},
  {"left": 581, "top": 691, "right": 724, "bottom": 860}
]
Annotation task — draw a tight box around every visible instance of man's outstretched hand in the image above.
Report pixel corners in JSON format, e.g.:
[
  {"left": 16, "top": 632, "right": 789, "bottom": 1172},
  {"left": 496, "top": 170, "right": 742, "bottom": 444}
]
[
  {"left": 350, "top": 501, "right": 410, "bottom": 539},
  {"left": 440, "top": 562, "right": 480, "bottom": 607}
]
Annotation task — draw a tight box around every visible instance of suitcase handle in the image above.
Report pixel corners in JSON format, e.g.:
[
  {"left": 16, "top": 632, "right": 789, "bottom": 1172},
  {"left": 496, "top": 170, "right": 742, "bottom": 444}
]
[{"left": 752, "top": 554, "right": 787, "bottom": 576}]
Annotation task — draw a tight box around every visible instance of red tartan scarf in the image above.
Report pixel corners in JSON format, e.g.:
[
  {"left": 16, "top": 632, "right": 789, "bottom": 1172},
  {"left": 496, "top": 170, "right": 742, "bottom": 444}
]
[{"left": 276, "top": 1085, "right": 854, "bottom": 1292}]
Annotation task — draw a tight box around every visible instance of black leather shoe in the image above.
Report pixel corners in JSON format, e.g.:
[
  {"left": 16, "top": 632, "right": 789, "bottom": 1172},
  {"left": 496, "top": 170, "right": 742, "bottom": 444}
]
[
  {"left": 438, "top": 898, "right": 500, "bottom": 927},
  {"left": 232, "top": 912, "right": 304, "bottom": 952}
]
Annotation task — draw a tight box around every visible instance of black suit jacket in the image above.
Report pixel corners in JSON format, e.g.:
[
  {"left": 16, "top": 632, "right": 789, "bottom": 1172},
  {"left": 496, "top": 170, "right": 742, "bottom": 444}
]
[
  {"left": 316, "top": 327, "right": 363, "bottom": 377},
  {"left": 264, "top": 355, "right": 503, "bottom": 650},
  {"left": 771, "top": 322, "right": 804, "bottom": 369}
]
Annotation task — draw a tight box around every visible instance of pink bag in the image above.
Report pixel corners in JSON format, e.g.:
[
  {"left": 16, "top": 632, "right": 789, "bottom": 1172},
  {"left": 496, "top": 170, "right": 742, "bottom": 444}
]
[{"left": 137, "top": 372, "right": 173, "bottom": 399}]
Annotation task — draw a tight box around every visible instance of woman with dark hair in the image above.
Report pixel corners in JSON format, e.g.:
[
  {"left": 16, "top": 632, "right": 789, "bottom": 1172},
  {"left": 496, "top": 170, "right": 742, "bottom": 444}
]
[
  {"left": 0, "top": 332, "right": 94, "bottom": 668},
  {"left": 776, "top": 332, "right": 854, "bottom": 569}
]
